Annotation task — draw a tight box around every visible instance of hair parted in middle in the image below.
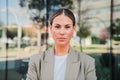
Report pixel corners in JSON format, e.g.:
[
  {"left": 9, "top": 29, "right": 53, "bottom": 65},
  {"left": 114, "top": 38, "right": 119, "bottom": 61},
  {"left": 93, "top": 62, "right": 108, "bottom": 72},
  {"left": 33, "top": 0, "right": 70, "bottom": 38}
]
[{"left": 49, "top": 8, "right": 76, "bottom": 26}]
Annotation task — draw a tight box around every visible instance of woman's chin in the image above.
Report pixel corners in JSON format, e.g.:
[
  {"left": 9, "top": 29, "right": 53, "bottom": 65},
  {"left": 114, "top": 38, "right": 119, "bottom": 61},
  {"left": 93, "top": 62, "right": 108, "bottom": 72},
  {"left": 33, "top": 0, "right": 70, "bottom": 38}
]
[{"left": 56, "top": 42, "right": 69, "bottom": 46}]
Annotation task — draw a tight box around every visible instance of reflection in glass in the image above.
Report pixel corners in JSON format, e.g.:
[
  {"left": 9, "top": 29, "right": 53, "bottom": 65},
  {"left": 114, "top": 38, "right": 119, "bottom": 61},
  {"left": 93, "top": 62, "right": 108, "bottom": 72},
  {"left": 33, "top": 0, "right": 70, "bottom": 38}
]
[{"left": 0, "top": 0, "right": 120, "bottom": 80}]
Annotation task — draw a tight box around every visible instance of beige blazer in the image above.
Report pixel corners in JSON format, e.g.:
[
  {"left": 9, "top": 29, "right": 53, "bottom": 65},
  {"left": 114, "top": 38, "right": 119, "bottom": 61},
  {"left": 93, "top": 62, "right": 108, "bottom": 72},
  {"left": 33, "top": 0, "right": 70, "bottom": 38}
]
[{"left": 26, "top": 47, "right": 97, "bottom": 80}]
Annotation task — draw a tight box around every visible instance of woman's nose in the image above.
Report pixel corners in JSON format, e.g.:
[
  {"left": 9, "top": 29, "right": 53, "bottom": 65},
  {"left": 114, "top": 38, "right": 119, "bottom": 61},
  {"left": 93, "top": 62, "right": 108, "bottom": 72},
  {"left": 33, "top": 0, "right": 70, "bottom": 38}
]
[{"left": 59, "top": 28, "right": 66, "bottom": 34}]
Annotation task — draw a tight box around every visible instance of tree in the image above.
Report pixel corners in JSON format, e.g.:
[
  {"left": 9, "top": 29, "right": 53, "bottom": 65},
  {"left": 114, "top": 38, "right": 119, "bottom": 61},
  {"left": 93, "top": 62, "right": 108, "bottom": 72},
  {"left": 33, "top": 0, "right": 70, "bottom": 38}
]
[
  {"left": 7, "top": 27, "right": 17, "bottom": 39},
  {"left": 7, "top": 27, "right": 25, "bottom": 39},
  {"left": 77, "top": 21, "right": 91, "bottom": 51},
  {"left": 19, "top": 0, "right": 74, "bottom": 50},
  {"left": 0, "top": 29, "right": 2, "bottom": 38},
  {"left": 22, "top": 27, "right": 37, "bottom": 38},
  {"left": 0, "top": 21, "right": 3, "bottom": 38},
  {"left": 19, "top": 0, "right": 73, "bottom": 25},
  {"left": 77, "top": 22, "right": 91, "bottom": 39},
  {"left": 112, "top": 18, "right": 120, "bottom": 41},
  {"left": 76, "top": 0, "right": 91, "bottom": 52}
]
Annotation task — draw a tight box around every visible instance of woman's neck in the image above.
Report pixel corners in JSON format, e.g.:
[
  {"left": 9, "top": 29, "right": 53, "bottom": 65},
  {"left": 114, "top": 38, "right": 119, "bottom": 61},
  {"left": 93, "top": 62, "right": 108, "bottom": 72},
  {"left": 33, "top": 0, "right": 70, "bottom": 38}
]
[{"left": 54, "top": 44, "right": 70, "bottom": 56}]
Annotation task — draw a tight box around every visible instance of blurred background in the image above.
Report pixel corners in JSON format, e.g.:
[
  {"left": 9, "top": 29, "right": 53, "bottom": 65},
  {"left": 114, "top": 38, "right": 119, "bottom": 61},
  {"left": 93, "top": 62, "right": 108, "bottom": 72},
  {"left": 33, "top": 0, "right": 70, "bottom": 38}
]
[{"left": 0, "top": 0, "right": 120, "bottom": 80}]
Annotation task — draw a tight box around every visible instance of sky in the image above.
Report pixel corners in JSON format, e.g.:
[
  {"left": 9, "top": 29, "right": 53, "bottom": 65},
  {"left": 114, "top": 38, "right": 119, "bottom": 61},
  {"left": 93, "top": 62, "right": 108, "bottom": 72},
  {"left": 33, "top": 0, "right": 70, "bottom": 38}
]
[{"left": 0, "top": 0, "right": 30, "bottom": 26}]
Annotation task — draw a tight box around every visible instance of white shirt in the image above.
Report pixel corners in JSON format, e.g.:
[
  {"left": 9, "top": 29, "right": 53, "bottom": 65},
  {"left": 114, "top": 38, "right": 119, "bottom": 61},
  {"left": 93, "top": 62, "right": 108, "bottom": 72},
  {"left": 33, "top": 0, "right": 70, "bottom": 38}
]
[{"left": 54, "top": 54, "right": 68, "bottom": 80}]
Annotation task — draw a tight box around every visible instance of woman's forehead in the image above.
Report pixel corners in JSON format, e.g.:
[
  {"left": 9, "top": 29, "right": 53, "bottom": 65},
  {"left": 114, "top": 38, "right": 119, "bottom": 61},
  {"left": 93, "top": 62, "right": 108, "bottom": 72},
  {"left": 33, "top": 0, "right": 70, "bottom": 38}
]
[{"left": 52, "top": 15, "right": 73, "bottom": 24}]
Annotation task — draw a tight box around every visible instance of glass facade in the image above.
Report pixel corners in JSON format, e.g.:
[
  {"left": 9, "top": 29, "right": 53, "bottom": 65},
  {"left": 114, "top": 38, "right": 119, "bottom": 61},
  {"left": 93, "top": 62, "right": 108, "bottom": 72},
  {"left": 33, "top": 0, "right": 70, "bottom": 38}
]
[{"left": 0, "top": 0, "right": 120, "bottom": 80}]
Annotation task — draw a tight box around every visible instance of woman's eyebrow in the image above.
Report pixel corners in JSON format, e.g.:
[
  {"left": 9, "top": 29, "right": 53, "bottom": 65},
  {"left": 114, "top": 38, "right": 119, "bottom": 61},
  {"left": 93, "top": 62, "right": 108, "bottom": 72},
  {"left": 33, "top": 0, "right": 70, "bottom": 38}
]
[
  {"left": 65, "top": 24, "right": 72, "bottom": 26},
  {"left": 54, "top": 23, "right": 60, "bottom": 26},
  {"left": 53, "top": 23, "right": 72, "bottom": 26}
]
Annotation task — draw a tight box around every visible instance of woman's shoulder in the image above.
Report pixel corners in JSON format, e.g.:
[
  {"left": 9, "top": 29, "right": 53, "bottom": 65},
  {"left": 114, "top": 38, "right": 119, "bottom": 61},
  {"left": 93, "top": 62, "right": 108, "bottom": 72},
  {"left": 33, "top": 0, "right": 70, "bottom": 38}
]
[
  {"left": 29, "top": 53, "right": 42, "bottom": 62},
  {"left": 73, "top": 50, "right": 95, "bottom": 69},
  {"left": 29, "top": 49, "right": 52, "bottom": 61}
]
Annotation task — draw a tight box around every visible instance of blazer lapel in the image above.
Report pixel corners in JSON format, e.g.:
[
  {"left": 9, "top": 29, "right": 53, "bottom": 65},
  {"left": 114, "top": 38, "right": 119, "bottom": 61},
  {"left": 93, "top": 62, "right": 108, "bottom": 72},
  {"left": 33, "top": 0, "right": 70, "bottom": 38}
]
[
  {"left": 65, "top": 47, "right": 81, "bottom": 80},
  {"left": 41, "top": 48, "right": 54, "bottom": 80},
  {"left": 41, "top": 47, "right": 81, "bottom": 80}
]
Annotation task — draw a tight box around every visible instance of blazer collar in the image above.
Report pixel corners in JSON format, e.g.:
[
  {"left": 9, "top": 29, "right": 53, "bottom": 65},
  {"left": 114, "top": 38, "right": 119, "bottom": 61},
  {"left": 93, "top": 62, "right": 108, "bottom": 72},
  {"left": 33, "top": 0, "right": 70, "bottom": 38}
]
[
  {"left": 66, "top": 47, "right": 81, "bottom": 80},
  {"left": 67, "top": 47, "right": 80, "bottom": 63},
  {"left": 41, "top": 47, "right": 80, "bottom": 80},
  {"left": 43, "top": 46, "right": 80, "bottom": 63},
  {"left": 41, "top": 48, "right": 54, "bottom": 80},
  {"left": 44, "top": 47, "right": 54, "bottom": 63}
]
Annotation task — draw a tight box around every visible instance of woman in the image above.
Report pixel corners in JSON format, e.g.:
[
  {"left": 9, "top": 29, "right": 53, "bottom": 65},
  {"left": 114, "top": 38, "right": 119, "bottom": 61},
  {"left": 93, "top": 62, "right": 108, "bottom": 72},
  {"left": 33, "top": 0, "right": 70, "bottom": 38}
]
[{"left": 26, "top": 8, "right": 97, "bottom": 80}]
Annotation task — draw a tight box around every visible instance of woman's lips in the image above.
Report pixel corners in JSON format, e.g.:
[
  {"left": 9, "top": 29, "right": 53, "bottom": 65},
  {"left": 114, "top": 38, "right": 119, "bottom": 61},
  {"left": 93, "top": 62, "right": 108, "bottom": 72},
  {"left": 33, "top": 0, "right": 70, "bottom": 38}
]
[{"left": 57, "top": 37, "right": 66, "bottom": 41}]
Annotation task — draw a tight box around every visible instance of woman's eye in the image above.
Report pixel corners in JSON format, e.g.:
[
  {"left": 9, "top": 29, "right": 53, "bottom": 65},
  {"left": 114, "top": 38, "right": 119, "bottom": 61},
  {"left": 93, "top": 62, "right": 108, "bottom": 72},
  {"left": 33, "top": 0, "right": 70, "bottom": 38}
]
[
  {"left": 65, "top": 26, "right": 71, "bottom": 29},
  {"left": 55, "top": 26, "right": 60, "bottom": 29}
]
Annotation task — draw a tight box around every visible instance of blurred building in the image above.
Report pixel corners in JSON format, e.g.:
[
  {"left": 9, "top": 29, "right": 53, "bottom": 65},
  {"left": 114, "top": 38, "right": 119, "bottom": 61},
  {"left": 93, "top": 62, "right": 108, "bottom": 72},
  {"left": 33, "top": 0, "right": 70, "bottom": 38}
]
[
  {"left": 80, "top": 0, "right": 120, "bottom": 26},
  {"left": 73, "top": 0, "right": 120, "bottom": 45}
]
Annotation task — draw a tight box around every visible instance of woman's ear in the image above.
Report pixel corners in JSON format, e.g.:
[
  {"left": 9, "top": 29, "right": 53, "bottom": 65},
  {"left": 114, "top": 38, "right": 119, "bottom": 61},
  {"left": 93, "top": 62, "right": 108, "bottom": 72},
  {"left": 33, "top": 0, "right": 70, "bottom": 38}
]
[
  {"left": 73, "top": 26, "right": 77, "bottom": 32},
  {"left": 48, "top": 25, "right": 52, "bottom": 33}
]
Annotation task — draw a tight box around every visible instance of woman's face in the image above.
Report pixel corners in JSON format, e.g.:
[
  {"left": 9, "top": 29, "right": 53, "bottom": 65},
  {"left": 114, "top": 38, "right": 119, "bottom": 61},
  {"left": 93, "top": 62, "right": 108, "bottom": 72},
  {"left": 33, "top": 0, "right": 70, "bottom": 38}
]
[{"left": 50, "top": 14, "right": 75, "bottom": 46}]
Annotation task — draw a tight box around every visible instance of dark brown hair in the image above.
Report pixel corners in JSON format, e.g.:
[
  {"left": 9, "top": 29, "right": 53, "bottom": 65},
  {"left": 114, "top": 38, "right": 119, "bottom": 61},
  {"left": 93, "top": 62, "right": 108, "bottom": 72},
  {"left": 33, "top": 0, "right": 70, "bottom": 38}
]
[{"left": 49, "top": 8, "right": 75, "bottom": 26}]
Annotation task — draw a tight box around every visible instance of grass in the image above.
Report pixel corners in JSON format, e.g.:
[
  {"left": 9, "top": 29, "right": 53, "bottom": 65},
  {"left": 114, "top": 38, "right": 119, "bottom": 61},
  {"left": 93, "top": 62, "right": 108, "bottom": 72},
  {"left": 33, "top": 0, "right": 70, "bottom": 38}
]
[
  {"left": 0, "top": 46, "right": 37, "bottom": 54},
  {"left": 0, "top": 47, "right": 16, "bottom": 53},
  {"left": 0, "top": 44, "right": 109, "bottom": 54},
  {"left": 73, "top": 45, "right": 107, "bottom": 51}
]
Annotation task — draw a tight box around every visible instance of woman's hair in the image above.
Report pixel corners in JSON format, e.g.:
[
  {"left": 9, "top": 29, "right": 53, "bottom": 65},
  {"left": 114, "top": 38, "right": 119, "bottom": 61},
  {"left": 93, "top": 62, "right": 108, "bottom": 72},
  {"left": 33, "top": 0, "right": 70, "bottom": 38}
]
[{"left": 49, "top": 8, "right": 75, "bottom": 26}]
